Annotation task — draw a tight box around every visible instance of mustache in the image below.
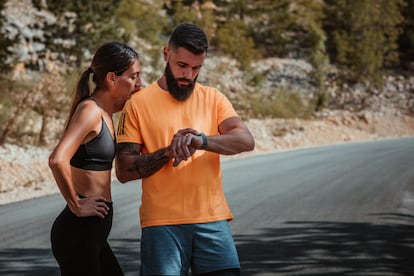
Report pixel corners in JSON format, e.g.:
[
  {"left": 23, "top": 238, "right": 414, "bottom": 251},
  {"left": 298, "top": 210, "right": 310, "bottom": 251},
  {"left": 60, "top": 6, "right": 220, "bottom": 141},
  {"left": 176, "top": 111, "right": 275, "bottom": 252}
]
[{"left": 176, "top": 78, "right": 194, "bottom": 84}]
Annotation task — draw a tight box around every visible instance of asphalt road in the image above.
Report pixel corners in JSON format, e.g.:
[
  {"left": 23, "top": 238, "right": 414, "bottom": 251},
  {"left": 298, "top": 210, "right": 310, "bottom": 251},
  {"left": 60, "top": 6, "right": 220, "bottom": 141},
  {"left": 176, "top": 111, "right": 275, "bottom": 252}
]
[{"left": 1, "top": 137, "right": 414, "bottom": 275}]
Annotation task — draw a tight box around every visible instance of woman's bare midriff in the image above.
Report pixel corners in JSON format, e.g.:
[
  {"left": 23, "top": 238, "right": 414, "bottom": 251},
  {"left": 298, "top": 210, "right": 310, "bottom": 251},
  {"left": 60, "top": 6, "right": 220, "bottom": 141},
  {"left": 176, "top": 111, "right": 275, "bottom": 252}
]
[{"left": 71, "top": 166, "right": 113, "bottom": 201}]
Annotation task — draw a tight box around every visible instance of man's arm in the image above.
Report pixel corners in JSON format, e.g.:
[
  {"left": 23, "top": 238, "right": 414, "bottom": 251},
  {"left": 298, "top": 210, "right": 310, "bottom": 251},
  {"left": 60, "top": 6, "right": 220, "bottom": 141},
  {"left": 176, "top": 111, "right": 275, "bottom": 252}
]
[
  {"left": 206, "top": 116, "right": 255, "bottom": 155},
  {"left": 168, "top": 117, "right": 255, "bottom": 167},
  {"left": 115, "top": 142, "right": 171, "bottom": 183}
]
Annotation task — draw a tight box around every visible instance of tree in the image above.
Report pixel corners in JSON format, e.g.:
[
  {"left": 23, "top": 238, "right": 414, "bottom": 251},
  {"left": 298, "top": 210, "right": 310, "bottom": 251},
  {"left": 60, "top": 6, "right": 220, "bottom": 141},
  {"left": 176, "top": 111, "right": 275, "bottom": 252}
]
[
  {"left": 116, "top": 0, "right": 169, "bottom": 80},
  {"left": 216, "top": 19, "right": 255, "bottom": 71},
  {"left": 34, "top": 0, "right": 125, "bottom": 68},
  {"left": 117, "top": 0, "right": 167, "bottom": 44},
  {"left": 167, "top": 1, "right": 197, "bottom": 27},
  {"left": 294, "top": 0, "right": 330, "bottom": 110},
  {"left": 29, "top": 62, "right": 69, "bottom": 145},
  {"left": 163, "top": 1, "right": 217, "bottom": 44},
  {"left": 1, "top": 0, "right": 57, "bottom": 72},
  {"left": 398, "top": 0, "right": 414, "bottom": 69},
  {"left": 324, "top": 0, "right": 405, "bottom": 87},
  {"left": 0, "top": 0, "right": 58, "bottom": 145},
  {"left": 0, "top": 79, "right": 31, "bottom": 146},
  {"left": 246, "top": 0, "right": 295, "bottom": 58},
  {"left": 0, "top": 0, "right": 13, "bottom": 73}
]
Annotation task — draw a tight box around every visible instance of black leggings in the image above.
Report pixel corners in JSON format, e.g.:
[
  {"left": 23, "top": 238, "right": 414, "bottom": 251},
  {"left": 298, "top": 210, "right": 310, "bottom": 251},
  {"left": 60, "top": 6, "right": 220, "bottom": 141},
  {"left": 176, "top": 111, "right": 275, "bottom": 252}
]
[{"left": 50, "top": 203, "right": 124, "bottom": 276}]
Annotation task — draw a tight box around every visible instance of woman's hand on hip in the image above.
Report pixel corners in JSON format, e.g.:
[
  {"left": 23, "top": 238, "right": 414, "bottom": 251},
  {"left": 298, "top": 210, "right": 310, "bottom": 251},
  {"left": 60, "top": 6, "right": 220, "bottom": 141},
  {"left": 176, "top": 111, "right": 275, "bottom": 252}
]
[{"left": 69, "top": 195, "right": 110, "bottom": 218}]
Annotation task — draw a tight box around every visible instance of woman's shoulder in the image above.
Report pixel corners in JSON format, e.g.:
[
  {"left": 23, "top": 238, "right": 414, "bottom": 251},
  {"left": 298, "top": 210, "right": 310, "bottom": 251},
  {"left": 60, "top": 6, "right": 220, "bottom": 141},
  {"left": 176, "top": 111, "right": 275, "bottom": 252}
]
[
  {"left": 76, "top": 98, "right": 100, "bottom": 112},
  {"left": 72, "top": 99, "right": 102, "bottom": 124}
]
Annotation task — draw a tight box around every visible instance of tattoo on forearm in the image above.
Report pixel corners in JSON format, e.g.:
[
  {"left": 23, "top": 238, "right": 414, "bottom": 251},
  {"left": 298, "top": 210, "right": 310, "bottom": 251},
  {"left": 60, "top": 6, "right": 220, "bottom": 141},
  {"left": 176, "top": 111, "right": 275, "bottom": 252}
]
[
  {"left": 118, "top": 144, "right": 170, "bottom": 178},
  {"left": 117, "top": 143, "right": 140, "bottom": 155},
  {"left": 132, "top": 149, "right": 170, "bottom": 178}
]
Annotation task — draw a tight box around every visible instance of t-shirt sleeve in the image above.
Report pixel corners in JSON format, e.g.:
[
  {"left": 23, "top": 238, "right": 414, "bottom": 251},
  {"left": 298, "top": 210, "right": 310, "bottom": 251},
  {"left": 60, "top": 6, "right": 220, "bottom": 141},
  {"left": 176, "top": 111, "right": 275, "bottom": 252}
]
[
  {"left": 216, "top": 90, "right": 239, "bottom": 125},
  {"left": 116, "top": 99, "right": 143, "bottom": 144}
]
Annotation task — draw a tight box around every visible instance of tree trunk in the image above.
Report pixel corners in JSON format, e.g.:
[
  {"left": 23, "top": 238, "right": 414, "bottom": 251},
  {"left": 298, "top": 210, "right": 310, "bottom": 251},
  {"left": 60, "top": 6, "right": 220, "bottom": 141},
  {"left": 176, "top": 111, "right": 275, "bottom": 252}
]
[
  {"left": 38, "top": 109, "right": 49, "bottom": 146},
  {"left": 0, "top": 91, "right": 30, "bottom": 146}
]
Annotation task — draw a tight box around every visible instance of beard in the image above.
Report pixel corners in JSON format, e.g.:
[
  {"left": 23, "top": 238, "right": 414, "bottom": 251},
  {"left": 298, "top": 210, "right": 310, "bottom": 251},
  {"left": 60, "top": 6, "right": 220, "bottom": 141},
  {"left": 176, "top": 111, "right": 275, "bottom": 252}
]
[{"left": 165, "top": 63, "right": 197, "bottom": 101}]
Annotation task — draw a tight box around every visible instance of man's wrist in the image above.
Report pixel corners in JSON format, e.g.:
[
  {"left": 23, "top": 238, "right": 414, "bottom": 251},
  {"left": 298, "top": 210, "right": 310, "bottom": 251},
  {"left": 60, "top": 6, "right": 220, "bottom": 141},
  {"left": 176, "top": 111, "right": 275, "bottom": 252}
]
[{"left": 200, "top": 133, "right": 207, "bottom": 150}]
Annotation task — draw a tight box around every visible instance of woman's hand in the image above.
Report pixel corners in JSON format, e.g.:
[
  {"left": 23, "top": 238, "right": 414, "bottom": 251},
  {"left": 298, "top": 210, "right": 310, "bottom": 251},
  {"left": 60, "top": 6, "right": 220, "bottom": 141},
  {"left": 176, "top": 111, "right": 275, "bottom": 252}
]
[{"left": 69, "top": 195, "right": 110, "bottom": 218}]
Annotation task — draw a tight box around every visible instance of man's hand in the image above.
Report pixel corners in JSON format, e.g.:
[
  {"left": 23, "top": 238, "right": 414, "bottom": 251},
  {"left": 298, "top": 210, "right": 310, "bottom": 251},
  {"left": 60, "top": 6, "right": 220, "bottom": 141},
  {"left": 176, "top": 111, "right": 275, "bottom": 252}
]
[{"left": 170, "top": 128, "right": 203, "bottom": 167}]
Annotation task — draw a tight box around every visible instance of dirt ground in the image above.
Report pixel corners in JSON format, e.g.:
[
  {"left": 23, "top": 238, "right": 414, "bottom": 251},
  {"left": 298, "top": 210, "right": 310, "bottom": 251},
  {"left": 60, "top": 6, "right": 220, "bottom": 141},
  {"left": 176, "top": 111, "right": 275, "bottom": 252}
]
[{"left": 1, "top": 110, "right": 413, "bottom": 205}]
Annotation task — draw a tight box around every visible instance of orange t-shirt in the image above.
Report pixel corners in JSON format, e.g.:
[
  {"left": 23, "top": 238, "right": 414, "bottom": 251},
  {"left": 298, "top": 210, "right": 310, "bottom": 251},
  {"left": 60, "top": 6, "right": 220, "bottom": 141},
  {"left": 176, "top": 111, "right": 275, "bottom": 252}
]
[{"left": 117, "top": 81, "right": 239, "bottom": 228}]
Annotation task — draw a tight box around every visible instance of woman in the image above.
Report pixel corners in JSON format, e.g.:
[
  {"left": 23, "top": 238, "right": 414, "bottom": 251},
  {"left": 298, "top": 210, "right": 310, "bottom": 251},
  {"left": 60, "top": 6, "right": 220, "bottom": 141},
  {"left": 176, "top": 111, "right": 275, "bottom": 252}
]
[{"left": 49, "top": 42, "right": 141, "bottom": 276}]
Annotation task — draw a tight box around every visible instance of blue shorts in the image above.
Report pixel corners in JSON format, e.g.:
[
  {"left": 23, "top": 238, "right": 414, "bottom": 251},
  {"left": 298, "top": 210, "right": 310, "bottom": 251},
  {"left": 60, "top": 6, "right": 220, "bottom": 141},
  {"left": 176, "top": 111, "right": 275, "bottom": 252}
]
[{"left": 140, "top": 220, "right": 240, "bottom": 275}]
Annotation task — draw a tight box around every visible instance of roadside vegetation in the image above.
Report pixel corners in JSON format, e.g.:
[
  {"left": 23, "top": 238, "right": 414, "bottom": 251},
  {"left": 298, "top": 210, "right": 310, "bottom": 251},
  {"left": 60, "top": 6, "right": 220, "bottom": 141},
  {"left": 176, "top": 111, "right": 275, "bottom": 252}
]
[{"left": 0, "top": 0, "right": 413, "bottom": 146}]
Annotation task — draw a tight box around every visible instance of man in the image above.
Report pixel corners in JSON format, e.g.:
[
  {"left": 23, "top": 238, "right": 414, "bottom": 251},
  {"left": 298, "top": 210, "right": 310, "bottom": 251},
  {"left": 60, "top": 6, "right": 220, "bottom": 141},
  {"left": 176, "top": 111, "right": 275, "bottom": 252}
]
[{"left": 116, "top": 23, "right": 255, "bottom": 275}]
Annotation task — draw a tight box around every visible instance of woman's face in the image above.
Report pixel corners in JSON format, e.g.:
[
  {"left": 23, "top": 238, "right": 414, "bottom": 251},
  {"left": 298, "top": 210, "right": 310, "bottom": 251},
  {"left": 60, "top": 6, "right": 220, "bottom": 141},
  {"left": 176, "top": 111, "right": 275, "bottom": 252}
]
[{"left": 113, "top": 59, "right": 141, "bottom": 112}]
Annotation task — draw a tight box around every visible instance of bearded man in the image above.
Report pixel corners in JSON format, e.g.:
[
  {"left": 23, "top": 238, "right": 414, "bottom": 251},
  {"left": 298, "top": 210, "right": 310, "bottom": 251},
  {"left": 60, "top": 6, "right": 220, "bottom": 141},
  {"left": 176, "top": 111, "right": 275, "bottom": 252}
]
[{"left": 115, "top": 23, "right": 255, "bottom": 276}]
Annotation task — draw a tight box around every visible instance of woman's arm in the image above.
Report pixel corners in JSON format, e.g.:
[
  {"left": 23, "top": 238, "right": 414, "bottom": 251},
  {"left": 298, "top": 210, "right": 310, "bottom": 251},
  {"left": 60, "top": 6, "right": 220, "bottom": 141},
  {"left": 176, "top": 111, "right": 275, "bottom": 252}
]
[{"left": 49, "top": 101, "right": 108, "bottom": 218}]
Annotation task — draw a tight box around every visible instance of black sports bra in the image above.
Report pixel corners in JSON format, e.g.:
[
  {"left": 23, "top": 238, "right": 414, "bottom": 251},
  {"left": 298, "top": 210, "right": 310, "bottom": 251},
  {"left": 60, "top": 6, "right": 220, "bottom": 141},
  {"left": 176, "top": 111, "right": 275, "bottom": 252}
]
[{"left": 70, "top": 118, "right": 116, "bottom": 171}]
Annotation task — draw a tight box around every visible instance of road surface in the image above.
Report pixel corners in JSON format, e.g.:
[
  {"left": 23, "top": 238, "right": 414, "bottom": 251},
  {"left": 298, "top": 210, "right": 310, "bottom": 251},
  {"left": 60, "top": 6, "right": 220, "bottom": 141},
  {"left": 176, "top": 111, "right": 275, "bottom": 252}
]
[{"left": 1, "top": 137, "right": 414, "bottom": 275}]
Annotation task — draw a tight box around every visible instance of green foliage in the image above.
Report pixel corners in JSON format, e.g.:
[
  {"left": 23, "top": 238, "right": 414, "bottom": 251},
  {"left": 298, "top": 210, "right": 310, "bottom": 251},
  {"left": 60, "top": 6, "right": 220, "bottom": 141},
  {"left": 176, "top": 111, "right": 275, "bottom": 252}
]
[
  {"left": 248, "top": 0, "right": 295, "bottom": 57},
  {"left": 0, "top": 0, "right": 12, "bottom": 73},
  {"left": 311, "top": 88, "right": 330, "bottom": 112},
  {"left": 168, "top": 1, "right": 197, "bottom": 27},
  {"left": 238, "top": 88, "right": 313, "bottom": 119},
  {"left": 39, "top": 0, "right": 126, "bottom": 67},
  {"left": 163, "top": 0, "right": 217, "bottom": 40},
  {"left": 116, "top": 0, "right": 167, "bottom": 44},
  {"left": 398, "top": 0, "right": 414, "bottom": 68},
  {"left": 216, "top": 19, "right": 255, "bottom": 71},
  {"left": 0, "top": 75, "right": 14, "bottom": 123},
  {"left": 324, "top": 0, "right": 405, "bottom": 87},
  {"left": 196, "top": 5, "right": 216, "bottom": 42},
  {"left": 1, "top": 0, "right": 414, "bottom": 146},
  {"left": 211, "top": 0, "right": 294, "bottom": 58},
  {"left": 116, "top": 0, "right": 168, "bottom": 80},
  {"left": 0, "top": 74, "right": 33, "bottom": 145},
  {"left": 294, "top": 0, "right": 330, "bottom": 110}
]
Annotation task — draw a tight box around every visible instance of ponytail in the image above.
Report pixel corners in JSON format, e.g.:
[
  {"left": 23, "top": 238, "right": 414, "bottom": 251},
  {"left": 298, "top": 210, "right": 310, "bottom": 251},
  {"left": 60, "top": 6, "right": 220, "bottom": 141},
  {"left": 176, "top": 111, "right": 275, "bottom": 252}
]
[{"left": 63, "top": 67, "right": 93, "bottom": 131}]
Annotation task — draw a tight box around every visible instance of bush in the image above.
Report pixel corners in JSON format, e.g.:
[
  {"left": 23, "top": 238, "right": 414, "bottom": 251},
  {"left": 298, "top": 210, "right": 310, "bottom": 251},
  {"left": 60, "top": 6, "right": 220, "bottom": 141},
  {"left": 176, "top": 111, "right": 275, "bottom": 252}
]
[{"left": 237, "top": 87, "right": 314, "bottom": 119}]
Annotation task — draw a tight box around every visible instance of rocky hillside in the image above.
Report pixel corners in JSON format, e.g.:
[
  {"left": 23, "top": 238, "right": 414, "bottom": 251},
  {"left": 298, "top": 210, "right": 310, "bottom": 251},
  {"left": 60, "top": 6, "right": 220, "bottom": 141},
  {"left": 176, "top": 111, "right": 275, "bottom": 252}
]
[
  {"left": 1, "top": 56, "right": 414, "bottom": 205},
  {"left": 1, "top": 1, "right": 414, "bottom": 206}
]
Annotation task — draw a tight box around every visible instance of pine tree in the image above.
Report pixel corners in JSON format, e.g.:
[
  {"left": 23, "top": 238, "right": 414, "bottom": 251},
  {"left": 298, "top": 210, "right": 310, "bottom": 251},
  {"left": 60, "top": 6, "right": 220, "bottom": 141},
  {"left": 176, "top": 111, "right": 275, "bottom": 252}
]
[
  {"left": 398, "top": 0, "right": 414, "bottom": 69},
  {"left": 325, "top": 0, "right": 405, "bottom": 87},
  {"left": 116, "top": 0, "right": 167, "bottom": 44},
  {"left": 35, "top": 0, "right": 125, "bottom": 67},
  {"left": 294, "top": 0, "right": 330, "bottom": 110},
  {"left": 0, "top": 0, "right": 13, "bottom": 73},
  {"left": 216, "top": 19, "right": 255, "bottom": 71},
  {"left": 247, "top": 0, "right": 294, "bottom": 57},
  {"left": 168, "top": 1, "right": 197, "bottom": 27},
  {"left": 163, "top": 0, "right": 216, "bottom": 38}
]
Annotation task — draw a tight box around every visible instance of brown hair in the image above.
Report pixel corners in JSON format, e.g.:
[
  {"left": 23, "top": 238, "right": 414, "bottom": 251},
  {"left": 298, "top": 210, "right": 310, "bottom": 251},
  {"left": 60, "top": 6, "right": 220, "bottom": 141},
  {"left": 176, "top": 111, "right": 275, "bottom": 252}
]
[{"left": 64, "top": 42, "right": 139, "bottom": 130}]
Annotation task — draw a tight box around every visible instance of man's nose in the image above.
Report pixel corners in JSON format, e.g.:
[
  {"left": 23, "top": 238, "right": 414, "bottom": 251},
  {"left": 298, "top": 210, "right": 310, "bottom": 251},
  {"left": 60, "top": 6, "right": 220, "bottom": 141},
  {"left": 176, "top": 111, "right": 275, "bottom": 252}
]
[{"left": 182, "top": 68, "right": 193, "bottom": 80}]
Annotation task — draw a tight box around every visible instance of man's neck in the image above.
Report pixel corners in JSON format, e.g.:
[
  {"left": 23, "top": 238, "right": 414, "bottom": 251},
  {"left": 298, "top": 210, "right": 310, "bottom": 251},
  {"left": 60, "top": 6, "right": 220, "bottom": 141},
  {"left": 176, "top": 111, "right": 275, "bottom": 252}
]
[{"left": 157, "top": 76, "right": 168, "bottom": 91}]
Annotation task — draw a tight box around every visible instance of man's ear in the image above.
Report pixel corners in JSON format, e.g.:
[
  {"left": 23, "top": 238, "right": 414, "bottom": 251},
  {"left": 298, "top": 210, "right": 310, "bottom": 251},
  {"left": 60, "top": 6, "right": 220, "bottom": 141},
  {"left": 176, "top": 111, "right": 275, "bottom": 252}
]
[{"left": 163, "top": 46, "right": 169, "bottom": 62}]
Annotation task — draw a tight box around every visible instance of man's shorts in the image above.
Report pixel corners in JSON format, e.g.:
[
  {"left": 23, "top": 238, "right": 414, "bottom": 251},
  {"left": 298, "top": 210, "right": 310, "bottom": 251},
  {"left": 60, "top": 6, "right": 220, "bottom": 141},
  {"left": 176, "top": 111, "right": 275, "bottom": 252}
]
[{"left": 140, "top": 220, "right": 240, "bottom": 275}]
